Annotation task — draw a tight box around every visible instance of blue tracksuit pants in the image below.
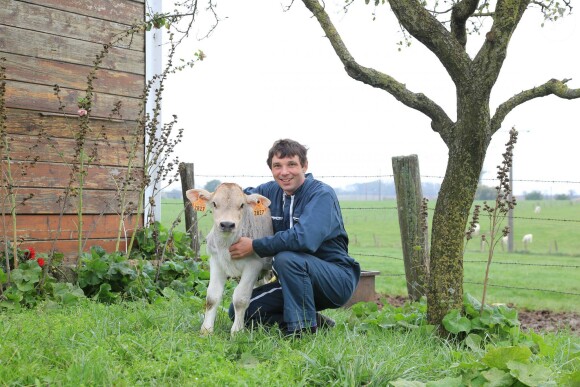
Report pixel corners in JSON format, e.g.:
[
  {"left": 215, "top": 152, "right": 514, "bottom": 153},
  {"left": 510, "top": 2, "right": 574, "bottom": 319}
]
[{"left": 229, "top": 251, "right": 360, "bottom": 333}]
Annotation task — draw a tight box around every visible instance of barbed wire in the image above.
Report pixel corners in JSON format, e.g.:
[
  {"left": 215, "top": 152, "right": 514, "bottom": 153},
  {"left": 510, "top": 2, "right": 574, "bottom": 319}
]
[
  {"left": 194, "top": 174, "right": 580, "bottom": 185},
  {"left": 464, "top": 260, "right": 580, "bottom": 268},
  {"left": 354, "top": 252, "right": 580, "bottom": 269},
  {"left": 166, "top": 201, "right": 580, "bottom": 224},
  {"left": 340, "top": 207, "right": 580, "bottom": 223},
  {"left": 464, "top": 281, "right": 580, "bottom": 296},
  {"left": 353, "top": 251, "right": 580, "bottom": 297},
  {"left": 351, "top": 252, "right": 403, "bottom": 261}
]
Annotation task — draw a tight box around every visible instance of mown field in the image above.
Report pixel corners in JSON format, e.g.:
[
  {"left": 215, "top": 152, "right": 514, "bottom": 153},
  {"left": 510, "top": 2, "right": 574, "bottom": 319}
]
[{"left": 162, "top": 198, "right": 580, "bottom": 313}]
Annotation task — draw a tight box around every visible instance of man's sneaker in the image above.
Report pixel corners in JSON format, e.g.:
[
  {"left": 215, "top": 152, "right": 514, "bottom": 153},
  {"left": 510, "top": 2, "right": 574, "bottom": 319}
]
[{"left": 316, "top": 312, "right": 336, "bottom": 329}]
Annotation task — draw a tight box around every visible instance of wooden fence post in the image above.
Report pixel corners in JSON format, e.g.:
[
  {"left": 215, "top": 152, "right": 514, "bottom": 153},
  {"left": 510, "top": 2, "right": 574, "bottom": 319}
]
[
  {"left": 392, "top": 154, "right": 429, "bottom": 302},
  {"left": 179, "top": 162, "right": 200, "bottom": 257}
]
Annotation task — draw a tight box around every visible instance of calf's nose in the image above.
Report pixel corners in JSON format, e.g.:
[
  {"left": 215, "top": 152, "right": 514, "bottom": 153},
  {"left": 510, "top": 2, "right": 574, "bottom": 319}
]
[{"left": 219, "top": 221, "right": 235, "bottom": 231}]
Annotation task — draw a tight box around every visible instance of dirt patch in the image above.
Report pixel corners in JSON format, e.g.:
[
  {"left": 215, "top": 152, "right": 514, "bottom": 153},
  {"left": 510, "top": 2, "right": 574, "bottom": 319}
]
[{"left": 378, "top": 294, "right": 580, "bottom": 335}]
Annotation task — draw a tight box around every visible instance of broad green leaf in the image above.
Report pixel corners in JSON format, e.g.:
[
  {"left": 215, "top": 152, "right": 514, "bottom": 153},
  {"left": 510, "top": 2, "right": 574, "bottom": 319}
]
[
  {"left": 481, "top": 367, "right": 514, "bottom": 386},
  {"left": 95, "top": 283, "right": 118, "bottom": 303},
  {"left": 465, "top": 333, "right": 483, "bottom": 351},
  {"left": 479, "top": 308, "right": 505, "bottom": 326},
  {"left": 15, "top": 280, "right": 35, "bottom": 292},
  {"left": 389, "top": 380, "right": 425, "bottom": 387},
  {"left": 482, "top": 346, "right": 532, "bottom": 370},
  {"left": 442, "top": 309, "right": 471, "bottom": 334},
  {"left": 497, "top": 305, "right": 519, "bottom": 326},
  {"left": 425, "top": 376, "right": 463, "bottom": 386},
  {"left": 52, "top": 282, "right": 85, "bottom": 305},
  {"left": 464, "top": 293, "right": 482, "bottom": 310},
  {"left": 507, "top": 361, "right": 552, "bottom": 386},
  {"left": 531, "top": 332, "right": 556, "bottom": 357},
  {"left": 559, "top": 369, "right": 580, "bottom": 386}
]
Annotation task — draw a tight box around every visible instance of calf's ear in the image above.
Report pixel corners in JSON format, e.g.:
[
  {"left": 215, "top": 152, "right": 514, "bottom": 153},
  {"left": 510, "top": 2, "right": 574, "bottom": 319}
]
[
  {"left": 186, "top": 189, "right": 212, "bottom": 211},
  {"left": 245, "top": 194, "right": 271, "bottom": 208},
  {"left": 246, "top": 194, "right": 271, "bottom": 216}
]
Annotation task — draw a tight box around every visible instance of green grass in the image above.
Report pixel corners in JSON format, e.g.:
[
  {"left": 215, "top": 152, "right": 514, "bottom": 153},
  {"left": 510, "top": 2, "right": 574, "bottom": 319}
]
[
  {"left": 163, "top": 198, "right": 580, "bottom": 313},
  {"left": 1, "top": 297, "right": 578, "bottom": 385}
]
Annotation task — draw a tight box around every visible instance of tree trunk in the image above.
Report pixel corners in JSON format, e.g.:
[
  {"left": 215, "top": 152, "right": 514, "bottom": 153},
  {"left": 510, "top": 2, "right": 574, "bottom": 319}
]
[{"left": 427, "top": 119, "right": 489, "bottom": 331}]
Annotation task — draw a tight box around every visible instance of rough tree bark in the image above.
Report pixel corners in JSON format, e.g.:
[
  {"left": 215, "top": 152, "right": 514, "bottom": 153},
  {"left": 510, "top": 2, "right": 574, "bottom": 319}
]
[{"left": 299, "top": 0, "right": 580, "bottom": 331}]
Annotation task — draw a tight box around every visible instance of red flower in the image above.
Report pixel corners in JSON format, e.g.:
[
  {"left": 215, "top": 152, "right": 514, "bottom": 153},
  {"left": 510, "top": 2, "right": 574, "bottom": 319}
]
[
  {"left": 25, "top": 247, "right": 36, "bottom": 260},
  {"left": 37, "top": 258, "right": 45, "bottom": 267}
]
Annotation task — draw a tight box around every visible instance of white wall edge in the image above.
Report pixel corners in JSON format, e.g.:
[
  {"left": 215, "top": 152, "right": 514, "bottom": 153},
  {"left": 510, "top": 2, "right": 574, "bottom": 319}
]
[{"left": 144, "top": 0, "right": 163, "bottom": 222}]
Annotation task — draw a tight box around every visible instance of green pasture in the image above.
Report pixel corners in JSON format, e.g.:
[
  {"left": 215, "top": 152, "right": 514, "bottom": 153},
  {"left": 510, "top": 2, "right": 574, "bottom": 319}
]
[
  {"left": 1, "top": 297, "right": 578, "bottom": 386},
  {"left": 162, "top": 198, "right": 580, "bottom": 313}
]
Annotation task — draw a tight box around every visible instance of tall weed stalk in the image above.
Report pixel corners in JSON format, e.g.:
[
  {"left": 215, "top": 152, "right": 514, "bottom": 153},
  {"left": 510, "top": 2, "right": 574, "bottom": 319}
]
[
  {"left": 466, "top": 127, "right": 518, "bottom": 311},
  {"left": 0, "top": 58, "right": 18, "bottom": 270}
]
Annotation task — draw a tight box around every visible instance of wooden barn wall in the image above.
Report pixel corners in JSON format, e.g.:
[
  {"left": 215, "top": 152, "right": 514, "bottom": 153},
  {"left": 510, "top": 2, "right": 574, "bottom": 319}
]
[{"left": 0, "top": 0, "right": 146, "bottom": 263}]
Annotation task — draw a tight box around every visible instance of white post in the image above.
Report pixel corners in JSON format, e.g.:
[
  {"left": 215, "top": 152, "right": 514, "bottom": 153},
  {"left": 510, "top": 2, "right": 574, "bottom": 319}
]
[{"left": 145, "top": 0, "right": 163, "bottom": 222}]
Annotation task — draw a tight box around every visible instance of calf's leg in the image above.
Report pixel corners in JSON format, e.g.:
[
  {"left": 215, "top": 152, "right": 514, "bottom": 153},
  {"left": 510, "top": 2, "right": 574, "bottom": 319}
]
[
  {"left": 201, "top": 263, "right": 227, "bottom": 335},
  {"left": 230, "top": 264, "right": 261, "bottom": 335}
]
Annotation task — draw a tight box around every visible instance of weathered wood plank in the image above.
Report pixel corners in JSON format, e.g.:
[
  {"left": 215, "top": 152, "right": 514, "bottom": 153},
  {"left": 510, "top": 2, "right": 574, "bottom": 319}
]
[
  {"left": 392, "top": 155, "right": 429, "bottom": 302},
  {"left": 2, "top": 161, "right": 144, "bottom": 191},
  {"left": 4, "top": 80, "right": 143, "bottom": 120},
  {"left": 0, "top": 26, "right": 145, "bottom": 75},
  {"left": 3, "top": 133, "right": 145, "bottom": 166},
  {"left": 18, "top": 0, "right": 144, "bottom": 26},
  {"left": 1, "top": 54, "right": 144, "bottom": 97},
  {"left": 3, "top": 187, "right": 141, "bottom": 215},
  {"left": 8, "top": 214, "right": 139, "bottom": 240},
  {"left": 4, "top": 109, "right": 143, "bottom": 143},
  {"left": 0, "top": 0, "right": 144, "bottom": 50}
]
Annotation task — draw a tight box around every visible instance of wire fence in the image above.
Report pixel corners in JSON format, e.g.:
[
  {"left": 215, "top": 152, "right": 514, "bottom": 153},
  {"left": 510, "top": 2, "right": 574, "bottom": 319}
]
[
  {"left": 163, "top": 173, "right": 580, "bottom": 306},
  {"left": 342, "top": 201, "right": 580, "bottom": 301}
]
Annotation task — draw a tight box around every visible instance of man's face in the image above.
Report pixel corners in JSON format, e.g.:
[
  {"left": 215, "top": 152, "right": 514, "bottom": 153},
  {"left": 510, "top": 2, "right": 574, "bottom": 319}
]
[{"left": 271, "top": 154, "right": 307, "bottom": 195}]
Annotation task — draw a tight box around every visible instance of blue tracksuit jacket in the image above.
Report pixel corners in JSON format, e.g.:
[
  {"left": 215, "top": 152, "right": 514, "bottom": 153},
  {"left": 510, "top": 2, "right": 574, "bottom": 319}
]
[{"left": 244, "top": 174, "right": 357, "bottom": 270}]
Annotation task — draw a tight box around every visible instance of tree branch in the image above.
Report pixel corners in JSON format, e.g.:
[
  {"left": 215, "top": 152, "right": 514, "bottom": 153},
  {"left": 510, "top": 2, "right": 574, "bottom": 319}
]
[
  {"left": 491, "top": 78, "right": 580, "bottom": 134},
  {"left": 450, "top": 0, "right": 479, "bottom": 47},
  {"left": 388, "top": 0, "right": 472, "bottom": 85},
  {"left": 472, "top": 0, "right": 529, "bottom": 89},
  {"left": 301, "top": 0, "right": 454, "bottom": 142}
]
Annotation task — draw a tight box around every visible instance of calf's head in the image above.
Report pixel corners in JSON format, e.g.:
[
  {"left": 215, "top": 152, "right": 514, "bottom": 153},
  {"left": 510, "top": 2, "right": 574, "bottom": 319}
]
[{"left": 186, "top": 183, "right": 271, "bottom": 234}]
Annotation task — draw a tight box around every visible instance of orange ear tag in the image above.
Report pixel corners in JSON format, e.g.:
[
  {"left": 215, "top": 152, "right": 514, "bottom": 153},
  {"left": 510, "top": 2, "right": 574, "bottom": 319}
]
[
  {"left": 253, "top": 200, "right": 266, "bottom": 216},
  {"left": 192, "top": 198, "right": 206, "bottom": 212}
]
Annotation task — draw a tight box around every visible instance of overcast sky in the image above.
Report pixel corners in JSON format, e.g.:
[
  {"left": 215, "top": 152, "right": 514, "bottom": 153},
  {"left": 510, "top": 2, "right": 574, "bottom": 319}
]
[{"left": 161, "top": 1, "right": 580, "bottom": 196}]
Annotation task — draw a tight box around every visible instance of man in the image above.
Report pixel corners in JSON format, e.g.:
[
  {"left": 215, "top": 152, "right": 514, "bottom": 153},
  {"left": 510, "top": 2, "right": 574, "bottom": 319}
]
[{"left": 228, "top": 139, "right": 361, "bottom": 336}]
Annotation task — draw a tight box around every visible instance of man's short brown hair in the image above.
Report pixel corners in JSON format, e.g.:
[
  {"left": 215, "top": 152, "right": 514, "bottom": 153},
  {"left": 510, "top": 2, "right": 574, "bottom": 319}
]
[{"left": 267, "top": 139, "right": 308, "bottom": 169}]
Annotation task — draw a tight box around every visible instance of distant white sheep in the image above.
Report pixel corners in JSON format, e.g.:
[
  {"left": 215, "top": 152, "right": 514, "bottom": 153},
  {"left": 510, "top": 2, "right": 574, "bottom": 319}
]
[
  {"left": 472, "top": 223, "right": 480, "bottom": 237},
  {"left": 534, "top": 206, "right": 541, "bottom": 214},
  {"left": 522, "top": 234, "right": 533, "bottom": 250},
  {"left": 501, "top": 235, "right": 508, "bottom": 251}
]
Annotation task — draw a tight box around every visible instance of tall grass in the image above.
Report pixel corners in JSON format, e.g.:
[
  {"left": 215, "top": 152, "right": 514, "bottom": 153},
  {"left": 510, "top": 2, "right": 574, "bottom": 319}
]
[
  {"left": 2, "top": 297, "right": 577, "bottom": 385},
  {"left": 162, "top": 197, "right": 580, "bottom": 313}
]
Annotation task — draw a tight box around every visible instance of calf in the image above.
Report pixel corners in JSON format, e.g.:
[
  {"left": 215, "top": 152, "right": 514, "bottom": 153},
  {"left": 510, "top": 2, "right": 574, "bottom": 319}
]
[{"left": 186, "top": 183, "right": 273, "bottom": 335}]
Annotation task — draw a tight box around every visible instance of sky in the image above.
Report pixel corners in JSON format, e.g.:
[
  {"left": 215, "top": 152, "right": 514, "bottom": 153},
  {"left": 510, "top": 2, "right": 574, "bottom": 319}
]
[{"left": 161, "top": 1, "right": 580, "bottom": 197}]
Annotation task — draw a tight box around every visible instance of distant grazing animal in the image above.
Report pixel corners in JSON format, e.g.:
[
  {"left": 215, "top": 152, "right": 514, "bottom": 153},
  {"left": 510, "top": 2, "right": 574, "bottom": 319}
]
[
  {"left": 472, "top": 223, "right": 480, "bottom": 237},
  {"left": 501, "top": 235, "right": 509, "bottom": 251},
  {"left": 186, "top": 183, "right": 273, "bottom": 336},
  {"left": 534, "top": 206, "right": 541, "bottom": 214},
  {"left": 522, "top": 234, "right": 533, "bottom": 250}
]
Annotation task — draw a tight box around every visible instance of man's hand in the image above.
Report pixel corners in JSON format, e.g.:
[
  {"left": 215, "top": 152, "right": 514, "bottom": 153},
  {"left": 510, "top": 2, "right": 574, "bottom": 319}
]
[{"left": 229, "top": 237, "right": 254, "bottom": 259}]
